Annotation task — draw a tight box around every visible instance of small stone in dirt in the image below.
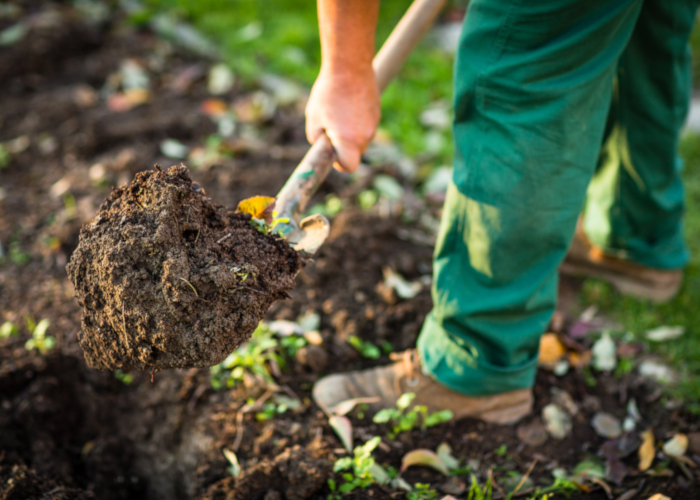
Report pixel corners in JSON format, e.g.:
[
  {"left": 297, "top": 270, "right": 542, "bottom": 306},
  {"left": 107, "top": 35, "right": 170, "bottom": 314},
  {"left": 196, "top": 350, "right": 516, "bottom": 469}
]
[
  {"left": 67, "top": 165, "right": 305, "bottom": 371},
  {"left": 516, "top": 417, "right": 549, "bottom": 446},
  {"left": 542, "top": 403, "right": 572, "bottom": 440},
  {"left": 441, "top": 476, "right": 466, "bottom": 496},
  {"left": 295, "top": 344, "right": 328, "bottom": 372},
  {"left": 591, "top": 412, "right": 622, "bottom": 439}
]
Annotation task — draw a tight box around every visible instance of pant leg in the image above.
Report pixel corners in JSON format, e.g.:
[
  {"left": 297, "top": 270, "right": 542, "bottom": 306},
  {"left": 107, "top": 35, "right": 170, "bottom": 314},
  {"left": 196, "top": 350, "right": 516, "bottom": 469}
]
[
  {"left": 417, "top": 0, "right": 643, "bottom": 397},
  {"left": 583, "top": 0, "right": 698, "bottom": 270}
]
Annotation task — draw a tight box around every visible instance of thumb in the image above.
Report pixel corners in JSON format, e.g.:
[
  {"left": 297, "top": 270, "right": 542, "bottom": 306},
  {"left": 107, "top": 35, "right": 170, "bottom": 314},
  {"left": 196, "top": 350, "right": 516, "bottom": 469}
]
[{"left": 325, "top": 130, "right": 362, "bottom": 173}]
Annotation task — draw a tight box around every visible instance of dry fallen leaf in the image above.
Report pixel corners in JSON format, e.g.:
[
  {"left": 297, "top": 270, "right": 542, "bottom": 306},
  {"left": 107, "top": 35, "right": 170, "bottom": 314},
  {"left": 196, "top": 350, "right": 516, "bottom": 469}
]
[
  {"left": 400, "top": 449, "right": 450, "bottom": 476},
  {"left": 662, "top": 433, "right": 688, "bottom": 457},
  {"left": 329, "top": 415, "right": 353, "bottom": 453},
  {"left": 200, "top": 98, "right": 229, "bottom": 117},
  {"left": 568, "top": 350, "right": 592, "bottom": 368},
  {"left": 236, "top": 196, "right": 276, "bottom": 223},
  {"left": 329, "top": 397, "right": 380, "bottom": 417},
  {"left": 107, "top": 88, "right": 151, "bottom": 112},
  {"left": 645, "top": 325, "right": 684, "bottom": 342},
  {"left": 638, "top": 429, "right": 655, "bottom": 471},
  {"left": 538, "top": 333, "right": 566, "bottom": 367},
  {"left": 592, "top": 332, "right": 617, "bottom": 371}
]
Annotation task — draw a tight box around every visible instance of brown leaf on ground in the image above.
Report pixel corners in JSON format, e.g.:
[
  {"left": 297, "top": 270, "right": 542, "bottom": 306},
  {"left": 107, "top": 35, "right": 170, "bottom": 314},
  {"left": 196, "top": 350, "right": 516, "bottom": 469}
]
[
  {"left": 638, "top": 429, "right": 655, "bottom": 471},
  {"left": 538, "top": 333, "right": 566, "bottom": 367}
]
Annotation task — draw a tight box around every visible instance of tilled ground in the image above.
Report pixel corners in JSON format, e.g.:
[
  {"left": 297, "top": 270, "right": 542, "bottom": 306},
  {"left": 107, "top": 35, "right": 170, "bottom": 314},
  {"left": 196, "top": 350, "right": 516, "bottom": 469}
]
[{"left": 0, "top": 3, "right": 698, "bottom": 500}]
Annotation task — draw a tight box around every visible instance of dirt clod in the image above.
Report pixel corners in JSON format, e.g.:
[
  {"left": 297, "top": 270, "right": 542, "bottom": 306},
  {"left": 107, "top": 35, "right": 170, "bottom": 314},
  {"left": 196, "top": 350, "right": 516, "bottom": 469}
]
[{"left": 67, "top": 165, "right": 304, "bottom": 371}]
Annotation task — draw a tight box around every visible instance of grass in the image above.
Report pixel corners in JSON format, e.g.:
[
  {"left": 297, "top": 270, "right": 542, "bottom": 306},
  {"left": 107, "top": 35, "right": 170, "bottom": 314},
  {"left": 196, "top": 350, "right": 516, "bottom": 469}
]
[
  {"left": 142, "top": 0, "right": 455, "bottom": 164},
  {"left": 581, "top": 132, "right": 700, "bottom": 409}
]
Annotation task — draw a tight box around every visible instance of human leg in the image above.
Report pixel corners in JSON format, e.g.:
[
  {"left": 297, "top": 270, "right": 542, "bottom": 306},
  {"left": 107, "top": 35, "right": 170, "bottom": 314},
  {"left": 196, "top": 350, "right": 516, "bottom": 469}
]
[
  {"left": 581, "top": 0, "right": 697, "bottom": 271},
  {"left": 417, "top": 0, "right": 644, "bottom": 397}
]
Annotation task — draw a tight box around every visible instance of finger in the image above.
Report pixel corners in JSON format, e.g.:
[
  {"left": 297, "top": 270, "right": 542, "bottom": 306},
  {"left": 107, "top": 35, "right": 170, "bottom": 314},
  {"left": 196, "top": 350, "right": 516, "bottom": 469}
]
[
  {"left": 326, "top": 132, "right": 361, "bottom": 173},
  {"left": 305, "top": 119, "right": 324, "bottom": 145}
]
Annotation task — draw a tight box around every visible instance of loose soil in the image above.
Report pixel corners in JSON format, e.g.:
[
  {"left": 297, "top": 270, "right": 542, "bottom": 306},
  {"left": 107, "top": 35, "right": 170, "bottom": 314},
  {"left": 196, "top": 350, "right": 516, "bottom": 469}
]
[
  {"left": 68, "top": 165, "right": 304, "bottom": 371},
  {"left": 0, "top": 3, "right": 698, "bottom": 500}
]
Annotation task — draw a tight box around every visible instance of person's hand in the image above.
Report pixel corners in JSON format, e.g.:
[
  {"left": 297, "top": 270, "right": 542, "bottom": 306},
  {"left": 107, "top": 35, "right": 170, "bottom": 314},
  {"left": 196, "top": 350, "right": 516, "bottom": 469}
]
[{"left": 305, "top": 66, "right": 380, "bottom": 173}]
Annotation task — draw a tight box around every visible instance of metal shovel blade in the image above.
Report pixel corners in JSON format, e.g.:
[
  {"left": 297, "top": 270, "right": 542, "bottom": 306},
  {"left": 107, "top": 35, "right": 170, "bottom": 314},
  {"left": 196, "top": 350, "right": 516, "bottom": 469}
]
[{"left": 289, "top": 214, "right": 330, "bottom": 254}]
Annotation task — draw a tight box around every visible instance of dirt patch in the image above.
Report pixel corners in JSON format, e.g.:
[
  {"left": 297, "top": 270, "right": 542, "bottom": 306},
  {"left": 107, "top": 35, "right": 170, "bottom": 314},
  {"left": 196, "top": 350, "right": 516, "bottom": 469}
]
[
  {"left": 67, "top": 165, "right": 305, "bottom": 371},
  {"left": 202, "top": 446, "right": 331, "bottom": 500},
  {"left": 0, "top": 462, "right": 96, "bottom": 500}
]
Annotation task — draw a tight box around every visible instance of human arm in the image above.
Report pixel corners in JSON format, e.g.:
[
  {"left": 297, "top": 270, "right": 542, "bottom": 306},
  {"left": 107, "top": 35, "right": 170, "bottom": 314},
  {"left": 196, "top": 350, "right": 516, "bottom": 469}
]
[{"left": 305, "top": 0, "right": 381, "bottom": 173}]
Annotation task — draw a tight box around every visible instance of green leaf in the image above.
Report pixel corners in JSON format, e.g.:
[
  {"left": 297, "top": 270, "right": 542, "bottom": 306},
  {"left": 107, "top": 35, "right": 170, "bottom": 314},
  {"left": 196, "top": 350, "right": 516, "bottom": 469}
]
[
  {"left": 33, "top": 318, "right": 50, "bottom": 339},
  {"left": 0, "top": 321, "right": 18, "bottom": 338},
  {"left": 425, "top": 409, "right": 453, "bottom": 427},
  {"left": 0, "top": 22, "right": 27, "bottom": 47},
  {"left": 373, "top": 409, "right": 395, "bottom": 424},
  {"left": 396, "top": 392, "right": 416, "bottom": 410},
  {"left": 333, "top": 457, "right": 353, "bottom": 472}
]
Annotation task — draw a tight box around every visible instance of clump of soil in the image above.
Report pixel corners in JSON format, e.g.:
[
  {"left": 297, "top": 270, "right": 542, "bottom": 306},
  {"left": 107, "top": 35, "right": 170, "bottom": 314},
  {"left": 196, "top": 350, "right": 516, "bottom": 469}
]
[{"left": 67, "top": 165, "right": 305, "bottom": 371}]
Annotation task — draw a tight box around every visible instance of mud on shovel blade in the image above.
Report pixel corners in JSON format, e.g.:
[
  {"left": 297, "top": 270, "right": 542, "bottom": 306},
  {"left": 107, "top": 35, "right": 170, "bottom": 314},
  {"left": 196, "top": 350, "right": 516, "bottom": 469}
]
[{"left": 274, "top": 0, "right": 447, "bottom": 254}]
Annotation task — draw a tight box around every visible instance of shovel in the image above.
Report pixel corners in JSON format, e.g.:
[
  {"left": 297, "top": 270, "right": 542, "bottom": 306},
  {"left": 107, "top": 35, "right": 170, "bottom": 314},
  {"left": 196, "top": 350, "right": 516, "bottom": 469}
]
[{"left": 273, "top": 0, "right": 448, "bottom": 254}]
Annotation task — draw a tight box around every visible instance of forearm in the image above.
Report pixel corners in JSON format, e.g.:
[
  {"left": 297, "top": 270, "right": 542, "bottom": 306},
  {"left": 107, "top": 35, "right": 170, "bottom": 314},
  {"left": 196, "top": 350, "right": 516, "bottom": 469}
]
[{"left": 317, "top": 0, "right": 380, "bottom": 76}]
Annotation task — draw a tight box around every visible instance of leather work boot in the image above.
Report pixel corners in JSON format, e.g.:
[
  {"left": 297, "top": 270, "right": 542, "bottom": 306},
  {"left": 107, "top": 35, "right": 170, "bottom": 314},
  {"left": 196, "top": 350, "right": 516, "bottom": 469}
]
[
  {"left": 313, "top": 350, "right": 533, "bottom": 425},
  {"left": 560, "top": 225, "right": 682, "bottom": 303}
]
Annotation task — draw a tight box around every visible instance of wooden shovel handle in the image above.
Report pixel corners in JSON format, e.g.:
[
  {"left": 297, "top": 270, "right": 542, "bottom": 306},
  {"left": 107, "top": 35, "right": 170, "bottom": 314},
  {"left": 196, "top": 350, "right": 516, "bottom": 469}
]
[{"left": 275, "top": 0, "right": 448, "bottom": 230}]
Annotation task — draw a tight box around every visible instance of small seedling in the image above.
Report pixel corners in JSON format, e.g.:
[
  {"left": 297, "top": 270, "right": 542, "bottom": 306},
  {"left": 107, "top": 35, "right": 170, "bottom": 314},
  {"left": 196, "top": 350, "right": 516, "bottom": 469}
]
[
  {"left": 0, "top": 321, "right": 18, "bottom": 338},
  {"left": 373, "top": 393, "right": 453, "bottom": 439},
  {"left": 254, "top": 394, "right": 300, "bottom": 421},
  {"left": 24, "top": 318, "right": 55, "bottom": 354},
  {"left": 407, "top": 483, "right": 439, "bottom": 500},
  {"left": 7, "top": 240, "right": 30, "bottom": 265},
  {"left": 494, "top": 444, "right": 507, "bottom": 457},
  {"left": 328, "top": 436, "right": 383, "bottom": 498},
  {"left": 465, "top": 475, "right": 493, "bottom": 500},
  {"left": 348, "top": 335, "right": 380, "bottom": 359},
  {"left": 280, "top": 334, "right": 307, "bottom": 357},
  {"left": 222, "top": 448, "right": 241, "bottom": 477},
  {"left": 230, "top": 264, "right": 258, "bottom": 285},
  {"left": 114, "top": 370, "right": 134, "bottom": 385},
  {"left": 209, "top": 323, "right": 281, "bottom": 389}
]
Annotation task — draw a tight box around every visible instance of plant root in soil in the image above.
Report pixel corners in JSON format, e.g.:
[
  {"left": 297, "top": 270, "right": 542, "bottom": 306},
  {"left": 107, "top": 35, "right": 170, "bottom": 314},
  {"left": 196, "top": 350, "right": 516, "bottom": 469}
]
[{"left": 67, "top": 165, "right": 305, "bottom": 371}]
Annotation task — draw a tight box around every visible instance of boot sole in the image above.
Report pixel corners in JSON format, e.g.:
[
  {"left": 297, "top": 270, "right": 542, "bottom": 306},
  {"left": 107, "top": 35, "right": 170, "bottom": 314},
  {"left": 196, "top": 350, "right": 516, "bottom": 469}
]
[
  {"left": 478, "top": 398, "right": 533, "bottom": 425},
  {"left": 560, "top": 259, "right": 681, "bottom": 303}
]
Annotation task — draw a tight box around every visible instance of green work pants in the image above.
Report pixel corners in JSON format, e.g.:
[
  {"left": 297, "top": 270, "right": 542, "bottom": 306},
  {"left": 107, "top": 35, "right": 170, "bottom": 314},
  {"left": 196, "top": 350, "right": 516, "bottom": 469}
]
[{"left": 417, "top": 0, "right": 696, "bottom": 397}]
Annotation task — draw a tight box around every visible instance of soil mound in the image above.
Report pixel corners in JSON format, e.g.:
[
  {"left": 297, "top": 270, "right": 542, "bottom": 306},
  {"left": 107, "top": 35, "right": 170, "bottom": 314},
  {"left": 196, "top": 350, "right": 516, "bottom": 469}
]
[{"left": 67, "top": 165, "right": 304, "bottom": 371}]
